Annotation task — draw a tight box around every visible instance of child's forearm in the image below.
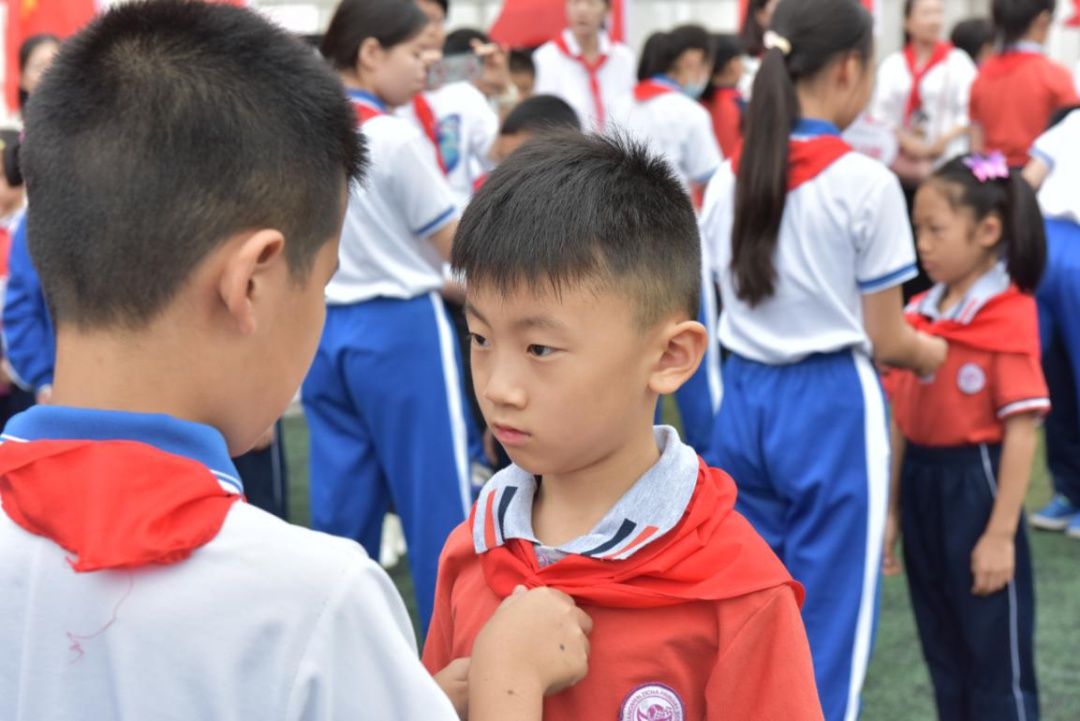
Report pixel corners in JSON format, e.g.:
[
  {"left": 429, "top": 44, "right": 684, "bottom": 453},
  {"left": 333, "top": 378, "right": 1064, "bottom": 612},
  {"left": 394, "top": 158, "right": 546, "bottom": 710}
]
[
  {"left": 984, "top": 413, "right": 1039, "bottom": 537},
  {"left": 888, "top": 417, "right": 906, "bottom": 516}
]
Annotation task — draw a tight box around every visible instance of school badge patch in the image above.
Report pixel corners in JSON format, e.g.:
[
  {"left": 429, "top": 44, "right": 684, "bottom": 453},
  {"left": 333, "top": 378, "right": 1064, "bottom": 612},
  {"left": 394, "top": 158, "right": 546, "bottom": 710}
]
[
  {"left": 957, "top": 362, "right": 986, "bottom": 395},
  {"left": 620, "top": 683, "right": 685, "bottom": 721}
]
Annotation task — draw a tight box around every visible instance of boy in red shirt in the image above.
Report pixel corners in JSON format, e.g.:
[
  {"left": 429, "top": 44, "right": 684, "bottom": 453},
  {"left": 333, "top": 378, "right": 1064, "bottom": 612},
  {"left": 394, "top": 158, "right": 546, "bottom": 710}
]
[
  {"left": 423, "top": 131, "right": 823, "bottom": 720},
  {"left": 970, "top": 0, "right": 1078, "bottom": 166}
]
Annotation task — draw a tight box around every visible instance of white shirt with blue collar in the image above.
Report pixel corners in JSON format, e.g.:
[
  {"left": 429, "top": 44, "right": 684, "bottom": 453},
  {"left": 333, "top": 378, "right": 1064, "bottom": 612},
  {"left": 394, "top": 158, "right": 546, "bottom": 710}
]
[{"left": 0, "top": 406, "right": 458, "bottom": 721}]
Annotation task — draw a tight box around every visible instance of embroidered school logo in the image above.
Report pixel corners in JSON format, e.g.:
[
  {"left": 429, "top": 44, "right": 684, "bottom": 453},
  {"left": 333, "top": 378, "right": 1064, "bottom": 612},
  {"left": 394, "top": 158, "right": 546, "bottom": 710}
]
[
  {"left": 620, "top": 683, "right": 685, "bottom": 721},
  {"left": 957, "top": 362, "right": 986, "bottom": 395},
  {"left": 437, "top": 114, "right": 463, "bottom": 173}
]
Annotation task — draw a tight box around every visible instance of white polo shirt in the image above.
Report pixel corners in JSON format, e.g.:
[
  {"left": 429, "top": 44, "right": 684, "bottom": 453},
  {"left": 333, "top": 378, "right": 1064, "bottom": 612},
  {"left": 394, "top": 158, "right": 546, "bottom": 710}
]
[
  {"left": 701, "top": 120, "right": 918, "bottom": 364},
  {"left": 0, "top": 405, "right": 459, "bottom": 721},
  {"left": 872, "top": 47, "right": 977, "bottom": 164},
  {"left": 326, "top": 92, "right": 459, "bottom": 305},
  {"left": 1030, "top": 108, "right": 1080, "bottom": 224},
  {"left": 609, "top": 76, "right": 723, "bottom": 188},
  {"left": 397, "top": 81, "right": 498, "bottom": 213},
  {"left": 532, "top": 29, "right": 635, "bottom": 131}
]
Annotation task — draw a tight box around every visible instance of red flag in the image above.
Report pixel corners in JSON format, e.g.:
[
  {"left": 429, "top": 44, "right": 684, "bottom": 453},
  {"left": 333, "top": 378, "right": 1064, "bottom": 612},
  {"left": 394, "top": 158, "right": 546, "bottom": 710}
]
[
  {"left": 488, "top": 0, "right": 627, "bottom": 48},
  {"left": 4, "top": 0, "right": 97, "bottom": 113},
  {"left": 1068, "top": 0, "right": 1080, "bottom": 27}
]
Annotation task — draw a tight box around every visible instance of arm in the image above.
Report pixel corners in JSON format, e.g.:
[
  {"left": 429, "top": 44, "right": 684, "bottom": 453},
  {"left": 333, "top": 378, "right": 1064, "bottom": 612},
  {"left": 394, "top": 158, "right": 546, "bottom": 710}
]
[
  {"left": 971, "top": 413, "right": 1039, "bottom": 596},
  {"left": 705, "top": 586, "right": 823, "bottom": 720},
  {"left": 1022, "top": 156, "right": 1050, "bottom": 190},
  {"left": 428, "top": 219, "right": 459, "bottom": 263},
  {"left": 883, "top": 416, "right": 907, "bottom": 576},
  {"left": 862, "top": 286, "right": 947, "bottom": 376}
]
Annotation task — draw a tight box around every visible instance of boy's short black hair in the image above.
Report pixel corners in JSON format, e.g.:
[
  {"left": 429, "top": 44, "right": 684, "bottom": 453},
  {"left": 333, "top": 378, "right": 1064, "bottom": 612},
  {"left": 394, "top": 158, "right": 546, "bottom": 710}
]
[
  {"left": 499, "top": 95, "right": 580, "bottom": 135},
  {"left": 508, "top": 48, "right": 535, "bottom": 76},
  {"left": 453, "top": 132, "right": 701, "bottom": 326},
  {"left": 22, "top": 0, "right": 365, "bottom": 330},
  {"left": 992, "top": 0, "right": 1055, "bottom": 46},
  {"left": 950, "top": 17, "right": 993, "bottom": 63},
  {"left": 444, "top": 27, "right": 488, "bottom": 55}
]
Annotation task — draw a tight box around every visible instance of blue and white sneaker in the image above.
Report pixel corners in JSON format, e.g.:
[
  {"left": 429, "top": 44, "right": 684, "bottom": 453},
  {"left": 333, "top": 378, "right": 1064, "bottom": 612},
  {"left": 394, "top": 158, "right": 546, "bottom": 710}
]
[
  {"left": 1067, "top": 513, "right": 1080, "bottom": 540},
  {"left": 1030, "top": 494, "right": 1080, "bottom": 531}
]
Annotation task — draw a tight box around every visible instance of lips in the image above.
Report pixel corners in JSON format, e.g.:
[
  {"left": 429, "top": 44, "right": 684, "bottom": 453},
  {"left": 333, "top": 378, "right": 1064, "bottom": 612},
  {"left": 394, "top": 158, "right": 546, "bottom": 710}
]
[{"left": 491, "top": 424, "right": 530, "bottom": 447}]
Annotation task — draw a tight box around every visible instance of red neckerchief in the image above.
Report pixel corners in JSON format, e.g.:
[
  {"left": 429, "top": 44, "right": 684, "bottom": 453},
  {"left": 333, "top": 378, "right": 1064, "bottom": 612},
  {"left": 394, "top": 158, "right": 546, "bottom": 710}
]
[
  {"left": 476, "top": 458, "right": 803, "bottom": 609},
  {"left": 350, "top": 96, "right": 385, "bottom": 126},
  {"left": 905, "top": 285, "right": 1040, "bottom": 356},
  {"left": 554, "top": 32, "right": 609, "bottom": 127},
  {"left": 731, "top": 135, "right": 852, "bottom": 191},
  {"left": 978, "top": 49, "right": 1043, "bottom": 81},
  {"left": 633, "top": 78, "right": 678, "bottom": 102},
  {"left": 0, "top": 439, "right": 241, "bottom": 572},
  {"left": 412, "top": 94, "right": 448, "bottom": 175},
  {"left": 903, "top": 41, "right": 953, "bottom": 126}
]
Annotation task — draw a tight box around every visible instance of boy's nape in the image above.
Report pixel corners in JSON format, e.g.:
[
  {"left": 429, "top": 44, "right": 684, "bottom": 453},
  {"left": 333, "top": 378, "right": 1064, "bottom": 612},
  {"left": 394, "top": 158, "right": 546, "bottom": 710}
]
[{"left": 18, "top": 0, "right": 365, "bottom": 453}]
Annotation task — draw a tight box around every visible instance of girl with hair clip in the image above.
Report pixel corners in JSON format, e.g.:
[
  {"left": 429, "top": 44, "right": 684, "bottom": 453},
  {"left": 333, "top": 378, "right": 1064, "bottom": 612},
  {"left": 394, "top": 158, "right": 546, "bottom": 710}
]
[
  {"left": 872, "top": 0, "right": 977, "bottom": 186},
  {"left": 883, "top": 153, "right": 1047, "bottom": 721},
  {"left": 531, "top": 0, "right": 635, "bottom": 131},
  {"left": 699, "top": 1, "right": 948, "bottom": 718},
  {"left": 303, "top": 0, "right": 479, "bottom": 634}
]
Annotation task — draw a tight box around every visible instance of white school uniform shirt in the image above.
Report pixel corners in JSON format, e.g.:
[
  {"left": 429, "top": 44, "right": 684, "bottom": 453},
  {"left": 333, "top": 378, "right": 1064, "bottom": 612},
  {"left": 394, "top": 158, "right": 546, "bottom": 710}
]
[
  {"left": 700, "top": 118, "right": 918, "bottom": 365},
  {"left": 397, "top": 81, "right": 498, "bottom": 213},
  {"left": 1030, "top": 108, "right": 1080, "bottom": 224},
  {"left": 0, "top": 405, "right": 459, "bottom": 721},
  {"left": 609, "top": 76, "right": 723, "bottom": 188},
  {"left": 326, "top": 90, "right": 459, "bottom": 305},
  {"left": 532, "top": 29, "right": 635, "bottom": 131},
  {"left": 872, "top": 47, "right": 977, "bottom": 164}
]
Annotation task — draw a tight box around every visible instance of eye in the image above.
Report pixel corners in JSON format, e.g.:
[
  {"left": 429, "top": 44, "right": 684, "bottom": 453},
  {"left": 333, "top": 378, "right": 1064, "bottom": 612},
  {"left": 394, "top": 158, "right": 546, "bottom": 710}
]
[
  {"left": 527, "top": 344, "right": 555, "bottom": 358},
  {"left": 470, "top": 333, "right": 490, "bottom": 349}
]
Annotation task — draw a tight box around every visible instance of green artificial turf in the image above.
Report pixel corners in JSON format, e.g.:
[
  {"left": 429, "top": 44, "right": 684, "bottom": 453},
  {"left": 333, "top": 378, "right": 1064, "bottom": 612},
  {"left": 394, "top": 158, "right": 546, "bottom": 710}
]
[{"left": 281, "top": 409, "right": 1080, "bottom": 719}]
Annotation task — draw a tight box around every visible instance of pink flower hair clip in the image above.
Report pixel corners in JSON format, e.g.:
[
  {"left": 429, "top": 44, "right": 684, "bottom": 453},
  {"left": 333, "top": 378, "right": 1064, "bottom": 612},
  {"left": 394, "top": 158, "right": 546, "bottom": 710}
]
[{"left": 962, "top": 152, "right": 1009, "bottom": 183}]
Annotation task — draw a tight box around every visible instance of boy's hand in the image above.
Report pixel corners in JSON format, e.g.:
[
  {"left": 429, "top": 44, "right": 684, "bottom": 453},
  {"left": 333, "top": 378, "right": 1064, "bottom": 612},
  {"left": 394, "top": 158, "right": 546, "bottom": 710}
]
[
  {"left": 470, "top": 586, "right": 592, "bottom": 698},
  {"left": 971, "top": 531, "right": 1015, "bottom": 596},
  {"left": 433, "top": 657, "right": 470, "bottom": 719},
  {"left": 882, "top": 510, "right": 902, "bottom": 576}
]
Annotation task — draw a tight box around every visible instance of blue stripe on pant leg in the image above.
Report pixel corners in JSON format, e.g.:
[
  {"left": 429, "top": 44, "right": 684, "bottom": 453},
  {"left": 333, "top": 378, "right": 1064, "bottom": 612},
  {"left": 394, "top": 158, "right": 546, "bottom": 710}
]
[{"left": 674, "top": 283, "right": 723, "bottom": 453}]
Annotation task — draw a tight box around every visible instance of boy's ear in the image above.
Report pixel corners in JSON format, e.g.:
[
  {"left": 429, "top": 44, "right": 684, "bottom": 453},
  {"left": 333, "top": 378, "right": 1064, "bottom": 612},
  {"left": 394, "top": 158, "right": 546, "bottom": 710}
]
[
  {"left": 648, "top": 319, "right": 708, "bottom": 396},
  {"left": 218, "top": 229, "right": 286, "bottom": 336}
]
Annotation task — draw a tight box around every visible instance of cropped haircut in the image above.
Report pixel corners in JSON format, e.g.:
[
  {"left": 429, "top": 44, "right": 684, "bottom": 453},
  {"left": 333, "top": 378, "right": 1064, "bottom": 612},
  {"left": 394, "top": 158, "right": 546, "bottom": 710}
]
[
  {"left": 509, "top": 48, "right": 536, "bottom": 76},
  {"left": 499, "top": 94, "right": 581, "bottom": 135},
  {"left": 444, "top": 28, "right": 489, "bottom": 55},
  {"left": 732, "top": 0, "right": 873, "bottom": 306},
  {"left": 636, "top": 25, "right": 712, "bottom": 81},
  {"left": 321, "top": 0, "right": 429, "bottom": 71},
  {"left": 992, "top": 0, "right": 1055, "bottom": 46},
  {"left": 950, "top": 17, "right": 994, "bottom": 63},
  {"left": 453, "top": 131, "right": 701, "bottom": 327},
  {"left": 22, "top": 0, "right": 365, "bottom": 329},
  {"left": 930, "top": 156, "right": 1046, "bottom": 292}
]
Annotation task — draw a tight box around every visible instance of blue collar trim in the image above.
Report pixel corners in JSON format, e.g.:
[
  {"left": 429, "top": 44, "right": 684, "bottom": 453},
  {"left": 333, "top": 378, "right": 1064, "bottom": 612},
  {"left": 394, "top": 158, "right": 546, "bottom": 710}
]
[
  {"left": 346, "top": 89, "right": 387, "bottom": 112},
  {"left": 2, "top": 406, "right": 242, "bottom": 492},
  {"left": 649, "top": 74, "right": 681, "bottom": 90},
  {"left": 792, "top": 118, "right": 842, "bottom": 139}
]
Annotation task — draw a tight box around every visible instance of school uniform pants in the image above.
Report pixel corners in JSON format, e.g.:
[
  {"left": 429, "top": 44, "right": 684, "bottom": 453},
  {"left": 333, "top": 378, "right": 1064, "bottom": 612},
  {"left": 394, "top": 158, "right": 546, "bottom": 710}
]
[
  {"left": 901, "top": 443, "right": 1038, "bottom": 721},
  {"left": 232, "top": 420, "right": 288, "bottom": 521},
  {"left": 1036, "top": 218, "right": 1080, "bottom": 506},
  {"left": 301, "top": 292, "right": 476, "bottom": 630},
  {"left": 707, "top": 350, "right": 887, "bottom": 721}
]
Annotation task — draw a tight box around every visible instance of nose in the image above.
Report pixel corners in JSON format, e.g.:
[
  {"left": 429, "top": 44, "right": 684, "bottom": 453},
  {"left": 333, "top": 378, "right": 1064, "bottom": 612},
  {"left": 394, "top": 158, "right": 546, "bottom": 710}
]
[{"left": 480, "top": 358, "right": 527, "bottom": 409}]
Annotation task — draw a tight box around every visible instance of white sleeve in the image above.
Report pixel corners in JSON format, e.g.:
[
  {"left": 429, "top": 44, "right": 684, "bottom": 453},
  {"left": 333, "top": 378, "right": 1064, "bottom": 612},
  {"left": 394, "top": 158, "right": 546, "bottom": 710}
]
[
  {"left": 684, "top": 107, "right": 723, "bottom": 184},
  {"left": 389, "top": 133, "right": 459, "bottom": 239},
  {"left": 871, "top": 55, "right": 906, "bottom": 131},
  {"left": 286, "top": 557, "right": 459, "bottom": 721},
  {"left": 1030, "top": 110, "right": 1080, "bottom": 170},
  {"left": 465, "top": 87, "right": 498, "bottom": 172},
  {"left": 532, "top": 45, "right": 560, "bottom": 97},
  {"left": 852, "top": 167, "right": 918, "bottom": 293},
  {"left": 698, "top": 166, "right": 734, "bottom": 284},
  {"left": 950, "top": 52, "right": 977, "bottom": 128}
]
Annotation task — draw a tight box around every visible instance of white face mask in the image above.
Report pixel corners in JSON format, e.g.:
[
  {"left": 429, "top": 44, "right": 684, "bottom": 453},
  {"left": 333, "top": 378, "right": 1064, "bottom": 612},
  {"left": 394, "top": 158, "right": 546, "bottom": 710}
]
[{"left": 681, "top": 80, "right": 708, "bottom": 100}]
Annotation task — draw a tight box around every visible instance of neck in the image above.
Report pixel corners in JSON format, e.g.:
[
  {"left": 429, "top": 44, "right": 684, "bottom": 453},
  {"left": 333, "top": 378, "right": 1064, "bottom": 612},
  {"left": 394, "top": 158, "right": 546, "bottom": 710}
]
[
  {"left": 795, "top": 86, "right": 845, "bottom": 130},
  {"left": 51, "top": 326, "right": 216, "bottom": 427},
  {"left": 939, "top": 255, "right": 999, "bottom": 313},
  {"left": 1018, "top": 29, "right": 1046, "bottom": 47},
  {"left": 531, "top": 421, "right": 660, "bottom": 548},
  {"left": 339, "top": 70, "right": 379, "bottom": 97},
  {"left": 574, "top": 29, "right": 600, "bottom": 60},
  {"left": 913, "top": 37, "right": 938, "bottom": 60}
]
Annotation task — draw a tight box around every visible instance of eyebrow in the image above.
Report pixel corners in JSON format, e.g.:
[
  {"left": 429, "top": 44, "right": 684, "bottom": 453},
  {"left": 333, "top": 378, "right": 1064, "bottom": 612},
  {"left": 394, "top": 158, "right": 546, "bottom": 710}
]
[{"left": 464, "top": 303, "right": 568, "bottom": 333}]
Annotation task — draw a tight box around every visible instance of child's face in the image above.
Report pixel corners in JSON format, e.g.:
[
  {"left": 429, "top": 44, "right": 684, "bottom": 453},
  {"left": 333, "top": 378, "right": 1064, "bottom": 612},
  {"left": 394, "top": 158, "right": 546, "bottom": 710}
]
[
  {"left": 465, "top": 280, "right": 661, "bottom": 477},
  {"left": 368, "top": 35, "right": 428, "bottom": 107},
  {"left": 913, "top": 181, "right": 1001, "bottom": 288},
  {"left": 491, "top": 130, "right": 533, "bottom": 163},
  {"left": 672, "top": 48, "right": 711, "bottom": 90},
  {"left": 905, "top": 0, "right": 944, "bottom": 46},
  {"left": 566, "top": 0, "right": 607, "bottom": 39},
  {"left": 416, "top": 0, "right": 447, "bottom": 50},
  {"left": 712, "top": 57, "right": 744, "bottom": 88},
  {"left": 510, "top": 69, "right": 535, "bottom": 98}
]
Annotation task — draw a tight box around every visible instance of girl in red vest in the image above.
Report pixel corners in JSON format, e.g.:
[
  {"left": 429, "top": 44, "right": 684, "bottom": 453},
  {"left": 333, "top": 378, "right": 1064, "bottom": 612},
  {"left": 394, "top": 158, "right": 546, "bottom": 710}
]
[{"left": 884, "top": 154, "right": 1047, "bottom": 721}]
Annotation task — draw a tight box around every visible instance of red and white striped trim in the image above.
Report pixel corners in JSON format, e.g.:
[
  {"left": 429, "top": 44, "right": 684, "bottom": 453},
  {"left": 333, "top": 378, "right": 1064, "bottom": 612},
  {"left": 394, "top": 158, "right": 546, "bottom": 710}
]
[{"left": 997, "top": 398, "right": 1051, "bottom": 419}]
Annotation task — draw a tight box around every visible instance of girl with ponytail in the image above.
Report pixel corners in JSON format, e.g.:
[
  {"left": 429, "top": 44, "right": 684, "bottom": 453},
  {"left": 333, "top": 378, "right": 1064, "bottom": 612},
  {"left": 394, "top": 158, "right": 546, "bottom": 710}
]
[
  {"left": 699, "top": 1, "right": 947, "bottom": 718},
  {"left": 885, "top": 153, "right": 1046, "bottom": 720}
]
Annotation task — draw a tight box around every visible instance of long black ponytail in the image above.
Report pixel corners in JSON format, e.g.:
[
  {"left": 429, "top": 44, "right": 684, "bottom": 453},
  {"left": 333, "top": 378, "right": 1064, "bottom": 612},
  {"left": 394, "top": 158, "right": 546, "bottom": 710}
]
[
  {"left": 731, "top": 0, "right": 873, "bottom": 306},
  {"left": 931, "top": 155, "right": 1047, "bottom": 292}
]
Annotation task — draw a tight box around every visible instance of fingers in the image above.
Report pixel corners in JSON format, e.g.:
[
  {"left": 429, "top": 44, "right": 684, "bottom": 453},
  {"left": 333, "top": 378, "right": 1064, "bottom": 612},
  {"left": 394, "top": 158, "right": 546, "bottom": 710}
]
[{"left": 574, "top": 606, "right": 593, "bottom": 635}]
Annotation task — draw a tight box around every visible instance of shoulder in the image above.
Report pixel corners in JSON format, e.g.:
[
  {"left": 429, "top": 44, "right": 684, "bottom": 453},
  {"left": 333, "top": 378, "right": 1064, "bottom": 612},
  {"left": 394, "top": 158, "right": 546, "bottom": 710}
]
[
  {"left": 877, "top": 51, "right": 907, "bottom": 76},
  {"left": 821, "top": 151, "right": 899, "bottom": 196},
  {"left": 610, "top": 42, "right": 636, "bottom": 64},
  {"left": 947, "top": 48, "right": 977, "bottom": 74},
  {"left": 533, "top": 41, "right": 560, "bottom": 63},
  {"left": 435, "top": 81, "right": 489, "bottom": 110},
  {"left": 366, "top": 113, "right": 424, "bottom": 146}
]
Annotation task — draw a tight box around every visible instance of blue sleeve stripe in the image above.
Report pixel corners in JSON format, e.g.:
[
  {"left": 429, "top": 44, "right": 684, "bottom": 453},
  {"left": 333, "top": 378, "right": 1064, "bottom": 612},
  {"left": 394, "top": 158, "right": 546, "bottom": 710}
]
[
  {"left": 858, "top": 263, "right": 919, "bottom": 293},
  {"left": 413, "top": 205, "right": 457, "bottom": 237},
  {"left": 1029, "top": 146, "right": 1055, "bottom": 171}
]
